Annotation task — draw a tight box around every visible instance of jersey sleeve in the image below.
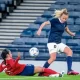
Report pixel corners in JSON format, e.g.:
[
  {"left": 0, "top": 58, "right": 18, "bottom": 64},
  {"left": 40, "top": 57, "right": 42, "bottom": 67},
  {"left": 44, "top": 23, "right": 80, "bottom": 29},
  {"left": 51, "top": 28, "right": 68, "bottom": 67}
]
[
  {"left": 6, "top": 57, "right": 20, "bottom": 68},
  {"left": 14, "top": 56, "right": 20, "bottom": 66},
  {"left": 6, "top": 59, "right": 15, "bottom": 67},
  {"left": 0, "top": 61, "right": 6, "bottom": 72}
]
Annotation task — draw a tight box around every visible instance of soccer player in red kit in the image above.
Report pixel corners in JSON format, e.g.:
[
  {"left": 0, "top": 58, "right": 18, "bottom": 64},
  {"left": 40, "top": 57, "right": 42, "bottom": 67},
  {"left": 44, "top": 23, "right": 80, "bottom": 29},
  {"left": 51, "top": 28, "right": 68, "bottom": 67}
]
[{"left": 0, "top": 49, "right": 63, "bottom": 77}]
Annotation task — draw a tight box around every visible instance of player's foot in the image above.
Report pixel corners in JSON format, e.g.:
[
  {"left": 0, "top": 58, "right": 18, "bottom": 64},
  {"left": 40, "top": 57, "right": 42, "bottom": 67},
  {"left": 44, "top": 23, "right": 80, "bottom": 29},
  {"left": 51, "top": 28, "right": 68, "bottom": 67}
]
[
  {"left": 67, "top": 70, "right": 79, "bottom": 75},
  {"left": 49, "top": 74, "right": 60, "bottom": 77},
  {"left": 49, "top": 73, "right": 63, "bottom": 77}
]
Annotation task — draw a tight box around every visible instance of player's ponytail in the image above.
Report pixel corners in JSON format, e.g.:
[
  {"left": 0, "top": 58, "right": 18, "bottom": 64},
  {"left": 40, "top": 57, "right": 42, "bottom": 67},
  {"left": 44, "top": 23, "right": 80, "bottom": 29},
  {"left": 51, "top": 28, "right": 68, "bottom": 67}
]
[
  {"left": 1, "top": 49, "right": 9, "bottom": 64},
  {"left": 53, "top": 8, "right": 68, "bottom": 18}
]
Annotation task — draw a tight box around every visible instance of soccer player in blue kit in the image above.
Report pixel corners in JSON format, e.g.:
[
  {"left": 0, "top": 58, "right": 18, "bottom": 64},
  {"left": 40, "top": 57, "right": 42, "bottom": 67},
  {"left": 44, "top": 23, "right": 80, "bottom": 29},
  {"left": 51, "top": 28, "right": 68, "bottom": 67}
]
[{"left": 37, "top": 9, "right": 79, "bottom": 75}]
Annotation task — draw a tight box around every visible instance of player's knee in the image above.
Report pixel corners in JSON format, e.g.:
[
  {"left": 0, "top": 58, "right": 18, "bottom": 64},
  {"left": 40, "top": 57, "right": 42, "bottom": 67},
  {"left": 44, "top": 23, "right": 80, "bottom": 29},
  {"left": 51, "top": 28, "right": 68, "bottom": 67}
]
[
  {"left": 68, "top": 49, "right": 73, "bottom": 56},
  {"left": 64, "top": 47, "right": 73, "bottom": 56},
  {"left": 66, "top": 48, "right": 73, "bottom": 56}
]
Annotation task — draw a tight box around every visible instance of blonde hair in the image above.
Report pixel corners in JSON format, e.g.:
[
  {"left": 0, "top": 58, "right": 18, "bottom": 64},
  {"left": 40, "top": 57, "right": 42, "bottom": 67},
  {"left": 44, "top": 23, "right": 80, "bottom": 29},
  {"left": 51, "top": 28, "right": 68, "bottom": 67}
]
[{"left": 53, "top": 8, "right": 68, "bottom": 18}]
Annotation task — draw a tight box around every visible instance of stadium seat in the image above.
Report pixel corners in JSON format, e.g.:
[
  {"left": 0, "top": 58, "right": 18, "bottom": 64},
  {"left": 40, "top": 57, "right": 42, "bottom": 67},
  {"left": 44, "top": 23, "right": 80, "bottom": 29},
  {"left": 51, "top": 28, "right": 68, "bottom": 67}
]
[
  {"left": 68, "top": 25, "right": 80, "bottom": 31},
  {"left": 62, "top": 39, "right": 66, "bottom": 44},
  {"left": 28, "top": 24, "right": 40, "bottom": 30},
  {"left": 54, "top": 1, "right": 65, "bottom": 5},
  {"left": 62, "top": 32, "right": 70, "bottom": 37},
  {"left": 12, "top": 38, "right": 25, "bottom": 45},
  {"left": 0, "top": 3, "right": 6, "bottom": 12},
  {"left": 68, "top": 2, "right": 79, "bottom": 5},
  {"left": 33, "top": 31, "right": 47, "bottom": 38},
  {"left": 49, "top": 4, "right": 64, "bottom": 11},
  {"left": 42, "top": 11, "right": 53, "bottom": 19},
  {"left": 20, "top": 30, "right": 32, "bottom": 37},
  {"left": 57, "top": 0, "right": 80, "bottom": 3},
  {"left": 24, "top": 38, "right": 48, "bottom": 46},
  {"left": 74, "top": 5, "right": 80, "bottom": 11},
  {"left": 67, "top": 18, "right": 74, "bottom": 25},
  {"left": 35, "top": 17, "right": 47, "bottom": 24},
  {"left": 66, "top": 39, "right": 80, "bottom": 46},
  {"left": 75, "top": 18, "right": 80, "bottom": 25},
  {"left": 69, "top": 12, "right": 80, "bottom": 18},
  {"left": 66, "top": 43, "right": 78, "bottom": 46},
  {"left": 7, "top": 44, "right": 31, "bottom": 48},
  {"left": 72, "top": 54, "right": 80, "bottom": 61},
  {"left": 12, "top": 52, "right": 24, "bottom": 59},
  {"left": 43, "top": 24, "right": 50, "bottom": 32}
]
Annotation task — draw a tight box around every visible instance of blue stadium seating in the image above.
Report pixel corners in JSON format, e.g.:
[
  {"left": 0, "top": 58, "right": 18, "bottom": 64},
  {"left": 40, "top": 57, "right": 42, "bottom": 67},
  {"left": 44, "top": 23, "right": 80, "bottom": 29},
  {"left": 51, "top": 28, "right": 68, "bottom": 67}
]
[
  {"left": 33, "top": 31, "right": 47, "bottom": 38},
  {"left": 0, "top": 0, "right": 80, "bottom": 61},
  {"left": 75, "top": 18, "right": 80, "bottom": 25},
  {"left": 0, "top": 3, "right": 6, "bottom": 12},
  {"left": 42, "top": 11, "right": 53, "bottom": 19},
  {"left": 67, "top": 18, "right": 74, "bottom": 25},
  {"left": 12, "top": 52, "right": 24, "bottom": 59},
  {"left": 69, "top": 12, "right": 80, "bottom": 18},
  {"left": 68, "top": 25, "right": 80, "bottom": 32},
  {"left": 0, "top": 0, "right": 23, "bottom": 21},
  {"left": 20, "top": 29, "right": 33, "bottom": 37},
  {"left": 35, "top": 17, "right": 47, "bottom": 24},
  {"left": 12, "top": 38, "right": 25, "bottom": 45}
]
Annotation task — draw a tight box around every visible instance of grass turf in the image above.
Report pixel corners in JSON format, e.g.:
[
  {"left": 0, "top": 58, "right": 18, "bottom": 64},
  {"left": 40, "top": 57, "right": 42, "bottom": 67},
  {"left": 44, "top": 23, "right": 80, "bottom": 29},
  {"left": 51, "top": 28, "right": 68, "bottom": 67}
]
[{"left": 0, "top": 73, "right": 80, "bottom": 80}]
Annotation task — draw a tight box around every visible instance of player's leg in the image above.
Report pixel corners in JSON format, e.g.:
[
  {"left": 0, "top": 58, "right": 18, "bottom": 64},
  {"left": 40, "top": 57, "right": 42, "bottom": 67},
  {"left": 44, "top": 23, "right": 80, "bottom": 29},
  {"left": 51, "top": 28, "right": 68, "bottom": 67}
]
[
  {"left": 34, "top": 66, "right": 60, "bottom": 77},
  {"left": 63, "top": 47, "right": 79, "bottom": 75},
  {"left": 43, "top": 43, "right": 57, "bottom": 68},
  {"left": 43, "top": 53, "right": 56, "bottom": 68},
  {"left": 58, "top": 43, "right": 79, "bottom": 75}
]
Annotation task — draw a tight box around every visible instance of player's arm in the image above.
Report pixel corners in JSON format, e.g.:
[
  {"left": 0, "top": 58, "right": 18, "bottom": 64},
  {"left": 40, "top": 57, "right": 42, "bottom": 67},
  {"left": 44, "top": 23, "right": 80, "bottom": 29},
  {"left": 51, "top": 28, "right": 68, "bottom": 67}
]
[
  {"left": 37, "top": 21, "right": 50, "bottom": 36},
  {"left": 7, "top": 52, "right": 20, "bottom": 68},
  {"left": 65, "top": 26, "right": 75, "bottom": 36},
  {"left": 0, "top": 61, "right": 6, "bottom": 72},
  {"left": 14, "top": 52, "right": 20, "bottom": 66}
]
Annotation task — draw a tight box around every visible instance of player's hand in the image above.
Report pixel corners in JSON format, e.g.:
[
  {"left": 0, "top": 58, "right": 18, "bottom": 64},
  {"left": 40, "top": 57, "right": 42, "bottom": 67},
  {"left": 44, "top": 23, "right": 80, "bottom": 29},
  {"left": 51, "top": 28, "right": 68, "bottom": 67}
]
[
  {"left": 36, "top": 29, "right": 41, "bottom": 36},
  {"left": 71, "top": 32, "right": 76, "bottom": 37},
  {"left": 2, "top": 64, "right": 6, "bottom": 68},
  {"left": 18, "top": 52, "right": 20, "bottom": 58}
]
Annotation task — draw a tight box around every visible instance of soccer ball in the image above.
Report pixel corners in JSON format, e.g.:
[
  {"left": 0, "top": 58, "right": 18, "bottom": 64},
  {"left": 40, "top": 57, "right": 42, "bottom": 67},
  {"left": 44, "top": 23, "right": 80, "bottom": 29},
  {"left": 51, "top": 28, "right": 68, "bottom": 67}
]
[{"left": 29, "top": 47, "right": 39, "bottom": 57}]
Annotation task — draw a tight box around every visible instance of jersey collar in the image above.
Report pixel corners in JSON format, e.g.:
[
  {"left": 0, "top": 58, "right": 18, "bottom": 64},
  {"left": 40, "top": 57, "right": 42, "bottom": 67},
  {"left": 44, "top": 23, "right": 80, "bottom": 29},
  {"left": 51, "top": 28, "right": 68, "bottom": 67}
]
[{"left": 58, "top": 18, "right": 63, "bottom": 23}]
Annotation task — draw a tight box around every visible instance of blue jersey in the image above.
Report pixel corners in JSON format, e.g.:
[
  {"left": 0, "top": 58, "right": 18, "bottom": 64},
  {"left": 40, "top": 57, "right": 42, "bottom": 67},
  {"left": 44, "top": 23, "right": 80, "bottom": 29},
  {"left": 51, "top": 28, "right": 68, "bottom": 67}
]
[{"left": 48, "top": 18, "right": 67, "bottom": 43}]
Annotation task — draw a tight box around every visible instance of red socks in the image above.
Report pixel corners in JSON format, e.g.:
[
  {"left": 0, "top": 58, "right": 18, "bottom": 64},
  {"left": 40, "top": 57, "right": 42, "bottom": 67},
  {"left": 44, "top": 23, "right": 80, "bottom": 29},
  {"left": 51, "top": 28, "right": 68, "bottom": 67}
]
[{"left": 41, "top": 68, "right": 59, "bottom": 76}]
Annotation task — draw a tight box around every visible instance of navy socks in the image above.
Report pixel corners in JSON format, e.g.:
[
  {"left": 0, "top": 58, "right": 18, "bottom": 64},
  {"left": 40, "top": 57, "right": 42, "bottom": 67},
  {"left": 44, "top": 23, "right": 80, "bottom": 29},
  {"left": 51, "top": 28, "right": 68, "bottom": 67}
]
[
  {"left": 67, "top": 56, "right": 72, "bottom": 72},
  {"left": 43, "top": 61, "right": 50, "bottom": 68}
]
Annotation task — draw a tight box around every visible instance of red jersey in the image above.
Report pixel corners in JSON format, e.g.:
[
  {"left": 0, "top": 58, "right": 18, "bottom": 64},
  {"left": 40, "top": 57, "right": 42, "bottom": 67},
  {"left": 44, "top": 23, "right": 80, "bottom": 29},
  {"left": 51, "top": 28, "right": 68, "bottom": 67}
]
[
  {"left": 0, "top": 61, "right": 6, "bottom": 72},
  {"left": 0, "top": 57, "right": 26, "bottom": 76}
]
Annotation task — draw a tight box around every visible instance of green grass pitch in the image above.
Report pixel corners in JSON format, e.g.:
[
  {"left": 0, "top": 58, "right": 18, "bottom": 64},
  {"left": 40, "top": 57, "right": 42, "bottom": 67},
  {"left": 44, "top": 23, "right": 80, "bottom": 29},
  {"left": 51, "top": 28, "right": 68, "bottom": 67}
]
[{"left": 0, "top": 73, "right": 80, "bottom": 80}]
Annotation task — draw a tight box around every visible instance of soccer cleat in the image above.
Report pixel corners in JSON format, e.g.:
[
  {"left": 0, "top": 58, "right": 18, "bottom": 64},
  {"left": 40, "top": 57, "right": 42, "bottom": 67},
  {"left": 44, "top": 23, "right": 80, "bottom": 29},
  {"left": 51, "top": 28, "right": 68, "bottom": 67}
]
[
  {"left": 67, "top": 70, "right": 79, "bottom": 75},
  {"left": 49, "top": 73, "right": 64, "bottom": 77},
  {"left": 38, "top": 72, "right": 44, "bottom": 76},
  {"left": 49, "top": 74, "right": 60, "bottom": 77}
]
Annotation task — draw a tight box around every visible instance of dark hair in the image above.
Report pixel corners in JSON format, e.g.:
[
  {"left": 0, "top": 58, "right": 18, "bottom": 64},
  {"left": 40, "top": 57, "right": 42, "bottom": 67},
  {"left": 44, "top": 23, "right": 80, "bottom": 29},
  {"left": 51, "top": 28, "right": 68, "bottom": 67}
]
[{"left": 1, "top": 49, "right": 9, "bottom": 64}]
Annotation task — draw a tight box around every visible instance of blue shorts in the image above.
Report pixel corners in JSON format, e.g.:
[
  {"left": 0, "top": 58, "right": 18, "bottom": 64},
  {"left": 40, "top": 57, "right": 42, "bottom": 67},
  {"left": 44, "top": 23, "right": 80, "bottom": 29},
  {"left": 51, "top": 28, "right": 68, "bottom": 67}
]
[{"left": 18, "top": 64, "right": 35, "bottom": 76}]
